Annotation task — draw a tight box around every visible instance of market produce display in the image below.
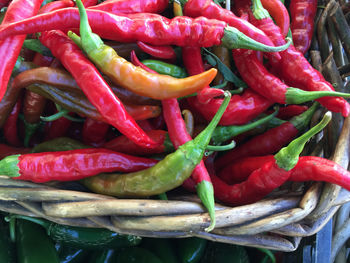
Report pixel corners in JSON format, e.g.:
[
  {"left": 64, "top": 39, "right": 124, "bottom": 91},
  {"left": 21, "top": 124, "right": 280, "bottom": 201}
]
[{"left": 0, "top": 0, "right": 350, "bottom": 257}]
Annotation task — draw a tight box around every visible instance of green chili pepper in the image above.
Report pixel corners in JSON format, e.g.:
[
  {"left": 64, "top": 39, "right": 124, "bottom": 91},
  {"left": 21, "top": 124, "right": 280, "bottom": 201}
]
[
  {"left": 16, "top": 219, "right": 60, "bottom": 263},
  {"left": 141, "top": 59, "right": 188, "bottom": 78},
  {"left": 30, "top": 137, "right": 90, "bottom": 153},
  {"left": 199, "top": 242, "right": 249, "bottom": 263},
  {"left": 176, "top": 237, "right": 207, "bottom": 263},
  {"left": 141, "top": 238, "right": 179, "bottom": 263},
  {"left": 0, "top": 217, "right": 16, "bottom": 263},
  {"left": 56, "top": 243, "right": 92, "bottom": 263},
  {"left": 11, "top": 215, "right": 142, "bottom": 250},
  {"left": 114, "top": 247, "right": 164, "bottom": 263},
  {"left": 82, "top": 91, "right": 231, "bottom": 198}
]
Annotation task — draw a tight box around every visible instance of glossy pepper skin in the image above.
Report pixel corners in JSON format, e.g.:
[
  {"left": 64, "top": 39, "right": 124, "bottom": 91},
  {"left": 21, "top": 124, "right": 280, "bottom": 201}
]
[
  {"left": 188, "top": 89, "right": 273, "bottom": 126},
  {"left": 3, "top": 98, "right": 22, "bottom": 147},
  {"left": 0, "top": 148, "right": 158, "bottom": 182},
  {"left": 0, "top": 0, "right": 44, "bottom": 103},
  {"left": 176, "top": 237, "right": 207, "bottom": 263},
  {"left": 82, "top": 118, "right": 110, "bottom": 146},
  {"left": 16, "top": 219, "right": 60, "bottom": 263},
  {"left": 290, "top": 0, "right": 318, "bottom": 54},
  {"left": 215, "top": 103, "right": 318, "bottom": 169},
  {"left": 261, "top": 0, "right": 290, "bottom": 36},
  {"left": 137, "top": 41, "right": 177, "bottom": 60},
  {"left": 104, "top": 129, "right": 173, "bottom": 156},
  {"left": 211, "top": 111, "right": 332, "bottom": 206},
  {"left": 237, "top": 0, "right": 350, "bottom": 117},
  {"left": 88, "top": 0, "right": 169, "bottom": 15},
  {"left": 82, "top": 91, "right": 231, "bottom": 199},
  {"left": 182, "top": 0, "right": 281, "bottom": 61},
  {"left": 232, "top": 49, "right": 350, "bottom": 105},
  {"left": 39, "top": 30, "right": 157, "bottom": 149}
]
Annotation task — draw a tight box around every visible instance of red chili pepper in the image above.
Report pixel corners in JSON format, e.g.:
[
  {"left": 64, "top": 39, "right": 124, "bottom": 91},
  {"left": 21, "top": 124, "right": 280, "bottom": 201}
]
[
  {"left": 218, "top": 155, "right": 274, "bottom": 184},
  {"left": 82, "top": 118, "right": 110, "bottom": 146},
  {"left": 3, "top": 97, "right": 22, "bottom": 147},
  {"left": 211, "top": 111, "right": 331, "bottom": 206},
  {"left": 218, "top": 155, "right": 350, "bottom": 192},
  {"left": 38, "top": 0, "right": 75, "bottom": 14},
  {"left": 215, "top": 103, "right": 318, "bottom": 170},
  {"left": 0, "top": 8, "right": 291, "bottom": 52},
  {"left": 130, "top": 50, "right": 158, "bottom": 73},
  {"left": 0, "top": 0, "right": 10, "bottom": 9},
  {"left": 182, "top": 46, "right": 224, "bottom": 104},
  {"left": 0, "top": 148, "right": 158, "bottom": 182},
  {"left": 232, "top": 48, "right": 350, "bottom": 105},
  {"left": 236, "top": 0, "right": 350, "bottom": 117},
  {"left": 261, "top": 0, "right": 290, "bottom": 37},
  {"left": 39, "top": 30, "right": 157, "bottom": 149},
  {"left": 44, "top": 114, "right": 72, "bottom": 141},
  {"left": 0, "top": 144, "right": 30, "bottom": 160},
  {"left": 290, "top": 0, "right": 318, "bottom": 54},
  {"left": 103, "top": 129, "right": 172, "bottom": 156},
  {"left": 289, "top": 156, "right": 350, "bottom": 190},
  {"left": 188, "top": 89, "right": 273, "bottom": 126},
  {"left": 0, "top": 0, "right": 44, "bottom": 102},
  {"left": 136, "top": 41, "right": 176, "bottom": 60},
  {"left": 81, "top": 0, "right": 97, "bottom": 7},
  {"left": 182, "top": 0, "right": 281, "bottom": 60},
  {"left": 276, "top": 105, "right": 308, "bottom": 120},
  {"left": 88, "top": 0, "right": 169, "bottom": 14}
]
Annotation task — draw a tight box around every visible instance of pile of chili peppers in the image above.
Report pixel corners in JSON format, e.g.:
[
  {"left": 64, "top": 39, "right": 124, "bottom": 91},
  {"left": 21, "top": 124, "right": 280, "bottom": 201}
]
[{"left": 0, "top": 0, "right": 349, "bottom": 233}]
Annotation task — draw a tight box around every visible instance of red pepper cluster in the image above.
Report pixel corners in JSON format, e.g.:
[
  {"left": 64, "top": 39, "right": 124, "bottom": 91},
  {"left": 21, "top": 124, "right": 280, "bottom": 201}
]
[{"left": 0, "top": 0, "right": 349, "bottom": 232}]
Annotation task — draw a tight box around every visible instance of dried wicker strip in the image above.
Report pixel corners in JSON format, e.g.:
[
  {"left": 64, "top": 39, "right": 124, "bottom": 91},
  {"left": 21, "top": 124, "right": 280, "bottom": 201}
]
[
  {"left": 42, "top": 199, "right": 210, "bottom": 218},
  {"left": 193, "top": 232, "right": 302, "bottom": 252},
  {"left": 212, "top": 183, "right": 322, "bottom": 236},
  {"left": 109, "top": 196, "right": 301, "bottom": 232},
  {"left": 0, "top": 187, "right": 112, "bottom": 201}
]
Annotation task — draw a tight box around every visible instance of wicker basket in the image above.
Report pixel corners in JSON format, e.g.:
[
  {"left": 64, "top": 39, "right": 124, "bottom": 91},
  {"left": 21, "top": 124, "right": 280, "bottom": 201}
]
[{"left": 1, "top": 0, "right": 350, "bottom": 253}]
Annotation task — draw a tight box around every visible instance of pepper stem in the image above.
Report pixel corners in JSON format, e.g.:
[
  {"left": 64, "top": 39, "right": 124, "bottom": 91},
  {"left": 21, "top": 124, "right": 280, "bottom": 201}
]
[
  {"left": 206, "top": 140, "right": 236, "bottom": 151},
  {"left": 5, "top": 215, "right": 51, "bottom": 233},
  {"left": 0, "top": 154, "right": 20, "bottom": 177},
  {"left": 289, "top": 102, "right": 319, "bottom": 131},
  {"left": 275, "top": 112, "right": 332, "bottom": 171},
  {"left": 211, "top": 108, "right": 279, "bottom": 144},
  {"left": 286, "top": 87, "right": 350, "bottom": 104},
  {"left": 252, "top": 0, "right": 270, "bottom": 20},
  {"left": 222, "top": 26, "right": 292, "bottom": 52},
  {"left": 75, "top": 0, "right": 104, "bottom": 54}
]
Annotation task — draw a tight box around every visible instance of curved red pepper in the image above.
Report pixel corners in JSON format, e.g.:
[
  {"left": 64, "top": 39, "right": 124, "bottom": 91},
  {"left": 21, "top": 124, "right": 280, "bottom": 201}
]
[
  {"left": 0, "top": 0, "right": 44, "bottom": 102},
  {"left": 3, "top": 148, "right": 158, "bottom": 182},
  {"left": 183, "top": 0, "right": 280, "bottom": 60},
  {"left": 39, "top": 30, "right": 157, "bottom": 149},
  {"left": 290, "top": 0, "right": 318, "bottom": 54},
  {"left": 88, "top": 0, "right": 169, "bottom": 14},
  {"left": 136, "top": 41, "right": 177, "bottom": 60},
  {"left": 261, "top": 0, "right": 290, "bottom": 37},
  {"left": 38, "top": 0, "right": 75, "bottom": 14},
  {"left": 3, "top": 98, "right": 22, "bottom": 147}
]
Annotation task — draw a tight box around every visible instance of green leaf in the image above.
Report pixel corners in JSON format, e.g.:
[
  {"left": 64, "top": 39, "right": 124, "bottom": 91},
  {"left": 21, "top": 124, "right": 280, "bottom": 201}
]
[{"left": 203, "top": 48, "right": 247, "bottom": 88}]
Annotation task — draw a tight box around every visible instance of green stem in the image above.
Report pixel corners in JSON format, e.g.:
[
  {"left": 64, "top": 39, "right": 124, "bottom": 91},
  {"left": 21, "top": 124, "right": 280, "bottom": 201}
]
[
  {"left": 75, "top": 0, "right": 103, "bottom": 53},
  {"left": 206, "top": 140, "right": 236, "bottom": 151},
  {"left": 275, "top": 112, "right": 332, "bottom": 171},
  {"left": 211, "top": 108, "right": 279, "bottom": 144},
  {"left": 285, "top": 87, "right": 350, "bottom": 104},
  {"left": 252, "top": 0, "right": 270, "bottom": 20},
  {"left": 289, "top": 102, "right": 319, "bottom": 131},
  {"left": 222, "top": 27, "right": 292, "bottom": 52},
  {"left": 40, "top": 109, "right": 70, "bottom": 122}
]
